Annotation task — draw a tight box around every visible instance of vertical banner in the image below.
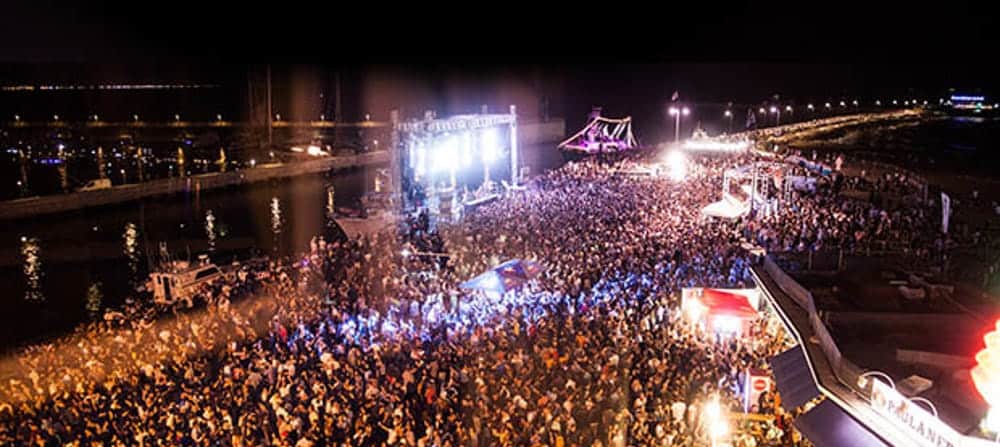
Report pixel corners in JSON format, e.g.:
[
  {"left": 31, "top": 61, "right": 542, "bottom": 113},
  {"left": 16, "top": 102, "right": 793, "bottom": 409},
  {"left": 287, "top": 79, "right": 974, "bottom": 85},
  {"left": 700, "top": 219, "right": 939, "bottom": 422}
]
[
  {"left": 744, "top": 369, "right": 772, "bottom": 412},
  {"left": 941, "top": 192, "right": 951, "bottom": 234}
]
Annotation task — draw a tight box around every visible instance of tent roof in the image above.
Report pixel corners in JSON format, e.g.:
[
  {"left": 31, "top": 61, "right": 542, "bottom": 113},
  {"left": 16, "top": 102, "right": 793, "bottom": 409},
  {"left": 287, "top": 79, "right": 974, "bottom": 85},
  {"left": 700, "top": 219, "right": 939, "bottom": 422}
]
[{"left": 701, "top": 288, "right": 757, "bottom": 318}]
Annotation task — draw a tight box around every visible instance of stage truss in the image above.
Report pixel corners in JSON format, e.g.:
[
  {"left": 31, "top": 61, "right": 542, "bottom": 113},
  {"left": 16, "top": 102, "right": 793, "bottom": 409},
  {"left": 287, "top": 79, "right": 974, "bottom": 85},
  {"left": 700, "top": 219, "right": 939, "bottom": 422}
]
[{"left": 558, "top": 107, "right": 638, "bottom": 154}]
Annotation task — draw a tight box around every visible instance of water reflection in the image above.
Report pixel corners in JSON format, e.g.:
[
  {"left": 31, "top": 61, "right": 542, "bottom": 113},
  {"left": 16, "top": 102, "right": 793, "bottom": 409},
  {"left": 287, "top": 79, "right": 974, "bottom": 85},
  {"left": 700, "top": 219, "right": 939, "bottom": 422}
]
[
  {"left": 177, "top": 147, "right": 186, "bottom": 177},
  {"left": 97, "top": 146, "right": 107, "bottom": 179},
  {"left": 21, "top": 236, "right": 44, "bottom": 301},
  {"left": 326, "top": 186, "right": 336, "bottom": 226},
  {"left": 217, "top": 148, "right": 227, "bottom": 173},
  {"left": 136, "top": 147, "right": 146, "bottom": 183},
  {"left": 270, "top": 197, "right": 283, "bottom": 252},
  {"left": 18, "top": 150, "right": 29, "bottom": 196},
  {"left": 123, "top": 222, "right": 139, "bottom": 276},
  {"left": 85, "top": 282, "right": 103, "bottom": 319},
  {"left": 57, "top": 145, "right": 69, "bottom": 192},
  {"left": 205, "top": 210, "right": 217, "bottom": 252}
]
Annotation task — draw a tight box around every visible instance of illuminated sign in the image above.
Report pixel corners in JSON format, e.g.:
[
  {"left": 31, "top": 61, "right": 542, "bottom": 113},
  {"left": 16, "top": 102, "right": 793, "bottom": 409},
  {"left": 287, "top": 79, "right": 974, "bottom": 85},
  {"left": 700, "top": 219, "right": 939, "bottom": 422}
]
[
  {"left": 951, "top": 95, "right": 985, "bottom": 102},
  {"left": 867, "top": 379, "right": 999, "bottom": 447},
  {"left": 971, "top": 320, "right": 1000, "bottom": 407}
]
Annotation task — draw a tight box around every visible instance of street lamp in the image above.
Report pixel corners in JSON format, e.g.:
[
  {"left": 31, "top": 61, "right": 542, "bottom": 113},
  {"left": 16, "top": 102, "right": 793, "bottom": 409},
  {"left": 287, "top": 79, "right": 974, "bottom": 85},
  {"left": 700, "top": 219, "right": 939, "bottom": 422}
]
[
  {"left": 839, "top": 100, "right": 846, "bottom": 107},
  {"left": 875, "top": 100, "right": 881, "bottom": 106},
  {"left": 668, "top": 107, "right": 690, "bottom": 143},
  {"left": 807, "top": 104, "right": 814, "bottom": 111},
  {"left": 824, "top": 102, "right": 831, "bottom": 109},
  {"left": 723, "top": 110, "right": 733, "bottom": 133},
  {"left": 769, "top": 106, "right": 781, "bottom": 125}
]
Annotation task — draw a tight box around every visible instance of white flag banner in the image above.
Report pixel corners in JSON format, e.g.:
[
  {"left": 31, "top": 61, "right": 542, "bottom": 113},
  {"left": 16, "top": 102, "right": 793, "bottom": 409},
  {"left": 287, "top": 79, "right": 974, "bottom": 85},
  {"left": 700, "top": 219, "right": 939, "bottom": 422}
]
[{"left": 941, "top": 192, "right": 951, "bottom": 234}]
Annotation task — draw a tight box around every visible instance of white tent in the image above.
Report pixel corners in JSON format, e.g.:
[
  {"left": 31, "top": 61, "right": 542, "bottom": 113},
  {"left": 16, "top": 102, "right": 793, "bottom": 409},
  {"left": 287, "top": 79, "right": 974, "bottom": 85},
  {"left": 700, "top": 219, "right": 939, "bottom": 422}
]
[{"left": 702, "top": 193, "right": 749, "bottom": 219}]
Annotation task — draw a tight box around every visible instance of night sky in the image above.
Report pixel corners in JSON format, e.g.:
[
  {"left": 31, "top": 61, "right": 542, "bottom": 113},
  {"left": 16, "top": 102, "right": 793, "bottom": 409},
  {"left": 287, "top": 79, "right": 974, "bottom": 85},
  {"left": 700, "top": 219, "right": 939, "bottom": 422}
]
[{"left": 1, "top": 2, "right": 997, "bottom": 131}]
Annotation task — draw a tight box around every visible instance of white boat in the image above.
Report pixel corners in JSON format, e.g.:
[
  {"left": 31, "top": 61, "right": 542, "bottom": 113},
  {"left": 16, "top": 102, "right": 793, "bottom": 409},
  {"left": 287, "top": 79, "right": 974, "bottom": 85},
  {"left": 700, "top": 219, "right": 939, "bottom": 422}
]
[{"left": 147, "top": 255, "right": 226, "bottom": 306}]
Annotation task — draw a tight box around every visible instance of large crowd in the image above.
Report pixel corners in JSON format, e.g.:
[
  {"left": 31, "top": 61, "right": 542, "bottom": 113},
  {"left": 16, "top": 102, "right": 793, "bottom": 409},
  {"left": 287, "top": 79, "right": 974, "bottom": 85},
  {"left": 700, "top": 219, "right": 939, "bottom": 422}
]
[{"left": 0, "top": 146, "right": 947, "bottom": 446}]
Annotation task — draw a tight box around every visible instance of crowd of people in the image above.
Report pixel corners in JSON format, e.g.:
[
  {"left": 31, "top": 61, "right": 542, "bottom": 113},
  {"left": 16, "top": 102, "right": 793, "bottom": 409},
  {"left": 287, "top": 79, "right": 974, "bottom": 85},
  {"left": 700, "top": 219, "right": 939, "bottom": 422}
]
[{"left": 0, "top": 144, "right": 948, "bottom": 446}]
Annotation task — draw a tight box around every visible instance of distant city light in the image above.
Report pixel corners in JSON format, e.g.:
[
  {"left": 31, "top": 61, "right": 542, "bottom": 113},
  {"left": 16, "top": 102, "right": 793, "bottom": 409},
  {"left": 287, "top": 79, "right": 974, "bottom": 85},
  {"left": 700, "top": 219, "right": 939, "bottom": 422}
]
[
  {"left": 769, "top": 106, "right": 777, "bottom": 113},
  {"left": 683, "top": 139, "right": 750, "bottom": 152},
  {"left": 807, "top": 104, "right": 814, "bottom": 110},
  {"left": 825, "top": 103, "right": 831, "bottom": 108},
  {"left": 723, "top": 110, "right": 732, "bottom": 117},
  {"left": 53, "top": 114, "right": 59, "bottom": 121}
]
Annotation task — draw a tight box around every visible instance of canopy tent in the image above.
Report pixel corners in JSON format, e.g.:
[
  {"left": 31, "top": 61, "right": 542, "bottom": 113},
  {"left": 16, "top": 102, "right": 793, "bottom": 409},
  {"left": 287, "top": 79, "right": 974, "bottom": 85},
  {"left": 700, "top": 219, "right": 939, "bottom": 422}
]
[
  {"left": 699, "top": 288, "right": 758, "bottom": 318},
  {"left": 702, "top": 193, "right": 749, "bottom": 219},
  {"left": 682, "top": 288, "right": 759, "bottom": 336},
  {"left": 460, "top": 259, "right": 543, "bottom": 295}
]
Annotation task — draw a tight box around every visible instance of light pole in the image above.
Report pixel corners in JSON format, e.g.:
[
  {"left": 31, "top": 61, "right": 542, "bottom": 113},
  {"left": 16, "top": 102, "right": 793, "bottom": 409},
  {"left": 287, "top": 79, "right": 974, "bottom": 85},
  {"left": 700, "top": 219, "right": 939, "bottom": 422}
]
[
  {"left": 770, "top": 106, "right": 781, "bottom": 126},
  {"left": 724, "top": 110, "right": 733, "bottom": 133},
  {"left": 668, "top": 106, "right": 690, "bottom": 143},
  {"left": 785, "top": 105, "right": 793, "bottom": 123}
]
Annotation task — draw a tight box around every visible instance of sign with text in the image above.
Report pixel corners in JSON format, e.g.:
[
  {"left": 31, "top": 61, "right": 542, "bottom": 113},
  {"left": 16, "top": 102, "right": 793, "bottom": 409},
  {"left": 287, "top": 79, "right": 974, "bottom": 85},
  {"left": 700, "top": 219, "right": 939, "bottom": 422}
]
[{"left": 869, "top": 379, "right": 995, "bottom": 447}]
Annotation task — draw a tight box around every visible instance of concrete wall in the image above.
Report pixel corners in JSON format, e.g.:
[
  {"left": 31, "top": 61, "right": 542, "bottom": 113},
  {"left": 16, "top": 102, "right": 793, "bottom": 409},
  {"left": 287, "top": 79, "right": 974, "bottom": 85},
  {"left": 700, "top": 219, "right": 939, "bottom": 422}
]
[{"left": 0, "top": 151, "right": 390, "bottom": 221}]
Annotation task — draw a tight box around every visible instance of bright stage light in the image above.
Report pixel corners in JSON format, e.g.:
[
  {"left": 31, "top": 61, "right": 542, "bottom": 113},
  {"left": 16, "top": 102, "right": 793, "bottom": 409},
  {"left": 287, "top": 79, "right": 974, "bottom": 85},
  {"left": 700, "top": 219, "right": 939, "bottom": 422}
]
[
  {"left": 434, "top": 136, "right": 459, "bottom": 173},
  {"left": 481, "top": 128, "right": 499, "bottom": 163},
  {"left": 665, "top": 150, "right": 687, "bottom": 181},
  {"left": 415, "top": 143, "right": 428, "bottom": 177},
  {"left": 462, "top": 131, "right": 473, "bottom": 168}
]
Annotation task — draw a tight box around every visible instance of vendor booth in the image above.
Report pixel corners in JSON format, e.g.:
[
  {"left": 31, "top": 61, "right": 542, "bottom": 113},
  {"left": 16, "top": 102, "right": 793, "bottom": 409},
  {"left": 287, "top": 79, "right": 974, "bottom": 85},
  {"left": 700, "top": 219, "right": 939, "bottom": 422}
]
[{"left": 681, "top": 288, "right": 760, "bottom": 336}]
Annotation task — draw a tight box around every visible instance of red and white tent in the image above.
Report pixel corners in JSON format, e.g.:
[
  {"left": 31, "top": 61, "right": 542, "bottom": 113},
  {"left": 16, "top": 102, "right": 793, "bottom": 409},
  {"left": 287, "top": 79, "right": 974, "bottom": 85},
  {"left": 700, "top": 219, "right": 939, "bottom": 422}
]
[{"left": 682, "top": 288, "right": 760, "bottom": 336}]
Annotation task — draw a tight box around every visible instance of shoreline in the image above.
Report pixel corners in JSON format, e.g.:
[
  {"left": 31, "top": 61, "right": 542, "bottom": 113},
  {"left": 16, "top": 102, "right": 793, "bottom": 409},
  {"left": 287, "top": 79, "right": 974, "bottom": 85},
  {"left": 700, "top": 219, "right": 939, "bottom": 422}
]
[{"left": 0, "top": 151, "right": 390, "bottom": 221}]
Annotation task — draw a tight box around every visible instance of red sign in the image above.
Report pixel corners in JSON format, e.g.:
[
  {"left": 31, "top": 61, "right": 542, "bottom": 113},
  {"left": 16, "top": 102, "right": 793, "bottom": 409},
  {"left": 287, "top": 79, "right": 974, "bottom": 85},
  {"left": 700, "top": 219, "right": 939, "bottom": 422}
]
[{"left": 753, "top": 378, "right": 768, "bottom": 392}]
